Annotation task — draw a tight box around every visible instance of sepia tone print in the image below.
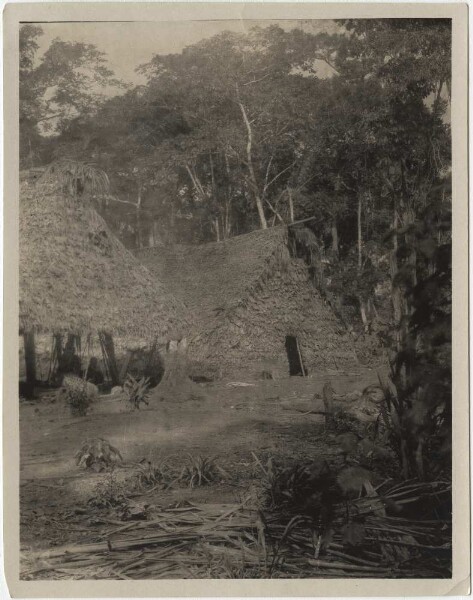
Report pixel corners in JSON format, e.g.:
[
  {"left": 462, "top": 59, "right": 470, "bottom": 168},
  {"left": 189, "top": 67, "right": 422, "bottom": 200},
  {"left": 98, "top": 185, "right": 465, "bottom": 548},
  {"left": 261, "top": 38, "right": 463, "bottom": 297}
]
[{"left": 17, "top": 15, "right": 454, "bottom": 582}]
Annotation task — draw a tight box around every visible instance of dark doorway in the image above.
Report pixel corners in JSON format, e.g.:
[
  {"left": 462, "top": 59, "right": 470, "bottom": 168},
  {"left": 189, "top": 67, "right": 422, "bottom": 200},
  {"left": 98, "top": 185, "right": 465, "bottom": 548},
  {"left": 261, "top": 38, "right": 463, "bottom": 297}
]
[{"left": 285, "top": 335, "right": 307, "bottom": 376}]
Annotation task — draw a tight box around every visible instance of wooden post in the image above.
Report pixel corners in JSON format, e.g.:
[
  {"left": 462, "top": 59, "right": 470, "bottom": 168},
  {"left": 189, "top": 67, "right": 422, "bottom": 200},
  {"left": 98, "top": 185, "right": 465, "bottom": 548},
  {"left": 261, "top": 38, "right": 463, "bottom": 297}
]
[
  {"left": 58, "top": 334, "right": 81, "bottom": 377},
  {"left": 48, "top": 333, "right": 63, "bottom": 383},
  {"left": 23, "top": 330, "right": 37, "bottom": 386},
  {"left": 99, "top": 332, "right": 120, "bottom": 386},
  {"left": 119, "top": 349, "right": 133, "bottom": 383},
  {"left": 295, "top": 337, "right": 306, "bottom": 377},
  {"left": 47, "top": 335, "right": 56, "bottom": 382},
  {"left": 98, "top": 335, "right": 112, "bottom": 383},
  {"left": 322, "top": 381, "right": 334, "bottom": 429}
]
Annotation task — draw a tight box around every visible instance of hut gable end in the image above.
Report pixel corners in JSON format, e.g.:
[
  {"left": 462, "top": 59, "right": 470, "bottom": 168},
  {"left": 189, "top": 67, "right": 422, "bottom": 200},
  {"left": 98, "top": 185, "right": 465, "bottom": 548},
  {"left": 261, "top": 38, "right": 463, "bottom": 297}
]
[{"left": 136, "top": 227, "right": 358, "bottom": 379}]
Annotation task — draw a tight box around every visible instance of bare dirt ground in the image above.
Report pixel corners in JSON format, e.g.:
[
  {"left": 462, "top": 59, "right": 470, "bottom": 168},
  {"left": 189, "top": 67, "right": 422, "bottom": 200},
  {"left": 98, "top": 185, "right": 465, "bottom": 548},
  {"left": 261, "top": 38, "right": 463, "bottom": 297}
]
[{"left": 20, "top": 370, "right": 379, "bottom": 557}]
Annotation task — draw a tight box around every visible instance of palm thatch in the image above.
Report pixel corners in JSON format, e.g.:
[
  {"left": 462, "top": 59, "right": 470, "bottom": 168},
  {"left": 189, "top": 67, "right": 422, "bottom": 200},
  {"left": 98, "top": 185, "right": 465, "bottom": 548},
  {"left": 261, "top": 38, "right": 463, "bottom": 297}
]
[
  {"left": 19, "top": 180, "right": 188, "bottom": 340},
  {"left": 136, "top": 227, "right": 358, "bottom": 379},
  {"left": 40, "top": 159, "right": 110, "bottom": 196}
]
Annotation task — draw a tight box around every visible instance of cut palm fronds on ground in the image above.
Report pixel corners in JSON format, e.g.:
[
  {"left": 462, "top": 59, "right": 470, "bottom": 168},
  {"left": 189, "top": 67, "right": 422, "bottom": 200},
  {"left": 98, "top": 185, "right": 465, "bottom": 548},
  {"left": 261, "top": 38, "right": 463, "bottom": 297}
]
[{"left": 22, "top": 478, "right": 451, "bottom": 580}]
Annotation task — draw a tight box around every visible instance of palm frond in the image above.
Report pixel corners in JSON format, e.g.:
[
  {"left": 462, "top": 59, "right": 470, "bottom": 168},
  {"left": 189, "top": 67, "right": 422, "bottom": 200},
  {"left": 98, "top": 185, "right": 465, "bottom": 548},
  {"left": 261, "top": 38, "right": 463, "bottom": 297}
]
[{"left": 40, "top": 159, "right": 110, "bottom": 197}]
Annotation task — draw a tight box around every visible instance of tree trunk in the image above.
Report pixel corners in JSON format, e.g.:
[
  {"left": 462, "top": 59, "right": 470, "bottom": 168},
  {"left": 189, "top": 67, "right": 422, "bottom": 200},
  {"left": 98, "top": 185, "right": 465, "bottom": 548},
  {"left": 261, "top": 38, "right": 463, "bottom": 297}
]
[
  {"left": 368, "top": 297, "right": 378, "bottom": 319},
  {"left": 288, "top": 188, "right": 295, "bottom": 223},
  {"left": 28, "top": 138, "right": 34, "bottom": 168},
  {"left": 357, "top": 194, "right": 363, "bottom": 271},
  {"left": 433, "top": 79, "right": 444, "bottom": 112},
  {"left": 223, "top": 153, "right": 233, "bottom": 239},
  {"left": 237, "top": 100, "right": 267, "bottom": 229},
  {"left": 23, "top": 331, "right": 37, "bottom": 386},
  {"left": 359, "top": 300, "right": 369, "bottom": 333},
  {"left": 135, "top": 186, "right": 142, "bottom": 250},
  {"left": 415, "top": 437, "right": 425, "bottom": 480},
  {"left": 223, "top": 201, "right": 231, "bottom": 239},
  {"left": 331, "top": 220, "right": 339, "bottom": 258},
  {"left": 390, "top": 198, "right": 403, "bottom": 352}
]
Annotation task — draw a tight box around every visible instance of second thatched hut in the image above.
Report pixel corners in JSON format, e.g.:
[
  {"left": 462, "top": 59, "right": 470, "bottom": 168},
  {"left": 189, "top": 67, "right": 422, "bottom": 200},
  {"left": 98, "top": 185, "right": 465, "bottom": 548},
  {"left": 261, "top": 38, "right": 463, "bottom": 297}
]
[{"left": 136, "top": 226, "right": 359, "bottom": 380}]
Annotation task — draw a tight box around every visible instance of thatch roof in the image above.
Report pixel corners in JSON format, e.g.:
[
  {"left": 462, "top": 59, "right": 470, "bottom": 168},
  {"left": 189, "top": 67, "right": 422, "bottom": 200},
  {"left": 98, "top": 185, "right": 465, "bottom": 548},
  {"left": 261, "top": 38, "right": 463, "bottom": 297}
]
[
  {"left": 136, "top": 227, "right": 289, "bottom": 324},
  {"left": 136, "top": 227, "right": 359, "bottom": 377},
  {"left": 19, "top": 181, "right": 188, "bottom": 339}
]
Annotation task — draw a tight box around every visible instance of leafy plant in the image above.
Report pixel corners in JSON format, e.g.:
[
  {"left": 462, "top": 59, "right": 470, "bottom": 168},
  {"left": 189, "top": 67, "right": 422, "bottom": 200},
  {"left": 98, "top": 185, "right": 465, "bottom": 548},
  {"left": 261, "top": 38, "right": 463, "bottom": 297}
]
[
  {"left": 123, "top": 374, "right": 151, "bottom": 410},
  {"left": 256, "top": 454, "right": 338, "bottom": 517},
  {"left": 330, "top": 409, "right": 371, "bottom": 438},
  {"left": 178, "top": 455, "right": 228, "bottom": 488},
  {"left": 87, "top": 469, "right": 128, "bottom": 510},
  {"left": 75, "top": 438, "right": 123, "bottom": 471},
  {"left": 378, "top": 205, "right": 452, "bottom": 480},
  {"left": 130, "top": 457, "right": 176, "bottom": 491}
]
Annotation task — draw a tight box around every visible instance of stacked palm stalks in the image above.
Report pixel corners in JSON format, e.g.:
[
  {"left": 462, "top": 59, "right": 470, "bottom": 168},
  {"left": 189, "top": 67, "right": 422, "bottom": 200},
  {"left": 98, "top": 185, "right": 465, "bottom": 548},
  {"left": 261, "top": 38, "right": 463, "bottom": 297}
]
[
  {"left": 262, "top": 478, "right": 452, "bottom": 578},
  {"left": 21, "top": 480, "right": 451, "bottom": 580}
]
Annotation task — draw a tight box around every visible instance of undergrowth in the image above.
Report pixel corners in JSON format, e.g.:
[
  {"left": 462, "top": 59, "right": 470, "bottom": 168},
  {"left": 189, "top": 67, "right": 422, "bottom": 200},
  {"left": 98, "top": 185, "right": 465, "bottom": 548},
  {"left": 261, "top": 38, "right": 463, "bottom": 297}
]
[
  {"left": 87, "top": 469, "right": 129, "bottom": 510},
  {"left": 178, "top": 455, "right": 229, "bottom": 488},
  {"left": 128, "top": 457, "right": 176, "bottom": 492}
]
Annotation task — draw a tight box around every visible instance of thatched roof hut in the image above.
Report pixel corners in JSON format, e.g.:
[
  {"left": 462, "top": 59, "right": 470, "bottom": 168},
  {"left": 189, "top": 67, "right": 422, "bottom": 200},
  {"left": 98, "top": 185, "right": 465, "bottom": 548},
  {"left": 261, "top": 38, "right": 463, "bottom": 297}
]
[
  {"left": 136, "top": 227, "right": 359, "bottom": 379},
  {"left": 19, "top": 180, "right": 187, "bottom": 341}
]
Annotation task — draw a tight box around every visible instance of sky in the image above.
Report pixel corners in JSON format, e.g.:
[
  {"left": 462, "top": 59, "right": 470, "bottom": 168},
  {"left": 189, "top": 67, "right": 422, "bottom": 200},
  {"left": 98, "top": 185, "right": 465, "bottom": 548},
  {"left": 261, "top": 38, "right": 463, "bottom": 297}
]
[{"left": 33, "top": 20, "right": 340, "bottom": 87}]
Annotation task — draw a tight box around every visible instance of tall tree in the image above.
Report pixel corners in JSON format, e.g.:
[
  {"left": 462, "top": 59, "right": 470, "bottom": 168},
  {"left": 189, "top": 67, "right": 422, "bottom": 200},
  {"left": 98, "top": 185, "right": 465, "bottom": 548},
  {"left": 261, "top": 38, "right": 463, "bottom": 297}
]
[
  {"left": 137, "top": 27, "right": 324, "bottom": 232},
  {"left": 19, "top": 25, "right": 126, "bottom": 166}
]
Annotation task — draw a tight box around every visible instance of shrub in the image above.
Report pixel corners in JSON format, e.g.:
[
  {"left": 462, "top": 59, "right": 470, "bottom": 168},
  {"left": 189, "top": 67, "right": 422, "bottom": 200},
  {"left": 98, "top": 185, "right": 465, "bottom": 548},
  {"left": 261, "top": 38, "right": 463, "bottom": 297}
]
[
  {"left": 75, "top": 438, "right": 123, "bottom": 471},
  {"left": 178, "top": 455, "right": 228, "bottom": 488},
  {"left": 87, "top": 469, "right": 128, "bottom": 510},
  {"left": 60, "top": 374, "right": 97, "bottom": 416},
  {"left": 129, "top": 457, "right": 176, "bottom": 491}
]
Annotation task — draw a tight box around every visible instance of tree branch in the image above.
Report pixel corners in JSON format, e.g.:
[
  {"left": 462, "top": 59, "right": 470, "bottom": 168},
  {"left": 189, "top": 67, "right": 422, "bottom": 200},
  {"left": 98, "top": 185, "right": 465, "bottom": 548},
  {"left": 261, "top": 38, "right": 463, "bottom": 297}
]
[
  {"left": 262, "top": 155, "right": 274, "bottom": 198},
  {"left": 263, "top": 161, "right": 296, "bottom": 195},
  {"left": 264, "top": 198, "right": 285, "bottom": 224},
  {"left": 36, "top": 112, "right": 68, "bottom": 124},
  {"left": 185, "top": 164, "right": 206, "bottom": 199},
  {"left": 243, "top": 73, "right": 271, "bottom": 86},
  {"left": 313, "top": 53, "right": 341, "bottom": 76},
  {"left": 106, "top": 196, "right": 139, "bottom": 208}
]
